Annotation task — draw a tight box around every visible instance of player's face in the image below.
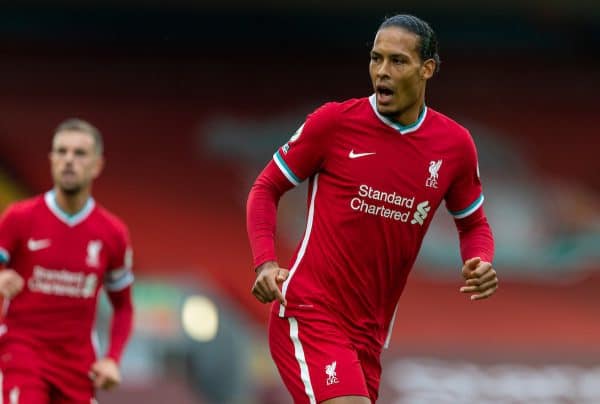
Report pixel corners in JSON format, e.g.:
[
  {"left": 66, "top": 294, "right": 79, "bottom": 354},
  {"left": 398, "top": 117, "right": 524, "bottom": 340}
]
[
  {"left": 369, "top": 27, "right": 435, "bottom": 121},
  {"left": 49, "top": 131, "right": 104, "bottom": 195}
]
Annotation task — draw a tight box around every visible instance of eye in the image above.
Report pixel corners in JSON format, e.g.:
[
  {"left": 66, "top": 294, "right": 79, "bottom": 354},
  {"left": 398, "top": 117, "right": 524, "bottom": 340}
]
[
  {"left": 370, "top": 54, "right": 381, "bottom": 62},
  {"left": 392, "top": 57, "right": 405, "bottom": 65},
  {"left": 74, "top": 149, "right": 87, "bottom": 157}
]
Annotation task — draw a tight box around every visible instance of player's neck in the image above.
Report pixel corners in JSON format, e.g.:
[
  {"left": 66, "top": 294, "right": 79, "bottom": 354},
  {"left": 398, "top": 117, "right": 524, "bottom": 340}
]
[
  {"left": 53, "top": 187, "right": 92, "bottom": 215},
  {"left": 392, "top": 103, "right": 424, "bottom": 127},
  {"left": 391, "top": 84, "right": 427, "bottom": 126}
]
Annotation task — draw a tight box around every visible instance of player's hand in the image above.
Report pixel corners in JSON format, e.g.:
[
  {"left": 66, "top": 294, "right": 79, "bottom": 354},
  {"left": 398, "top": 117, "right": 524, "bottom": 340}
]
[
  {"left": 89, "top": 357, "right": 121, "bottom": 390},
  {"left": 0, "top": 269, "right": 24, "bottom": 299},
  {"left": 460, "top": 257, "right": 498, "bottom": 300},
  {"left": 252, "top": 261, "right": 289, "bottom": 306}
]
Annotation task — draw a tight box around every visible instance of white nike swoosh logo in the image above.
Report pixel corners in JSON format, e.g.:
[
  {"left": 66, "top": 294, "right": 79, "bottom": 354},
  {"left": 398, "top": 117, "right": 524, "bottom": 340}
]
[
  {"left": 27, "top": 238, "right": 51, "bottom": 251},
  {"left": 349, "top": 150, "right": 376, "bottom": 159}
]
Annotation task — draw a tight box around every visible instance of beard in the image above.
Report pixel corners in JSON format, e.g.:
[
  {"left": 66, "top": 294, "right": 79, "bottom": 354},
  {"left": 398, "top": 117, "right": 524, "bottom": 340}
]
[
  {"left": 58, "top": 183, "right": 82, "bottom": 195},
  {"left": 379, "top": 108, "right": 401, "bottom": 118}
]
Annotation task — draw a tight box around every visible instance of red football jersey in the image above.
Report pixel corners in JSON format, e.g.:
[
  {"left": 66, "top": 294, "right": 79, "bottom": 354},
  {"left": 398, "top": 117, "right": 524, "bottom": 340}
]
[
  {"left": 273, "top": 96, "right": 484, "bottom": 348},
  {"left": 0, "top": 190, "right": 133, "bottom": 347}
]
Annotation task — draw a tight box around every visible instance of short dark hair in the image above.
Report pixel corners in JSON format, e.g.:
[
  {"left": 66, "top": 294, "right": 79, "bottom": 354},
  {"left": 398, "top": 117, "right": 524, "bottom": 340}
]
[
  {"left": 379, "top": 14, "right": 441, "bottom": 73},
  {"left": 53, "top": 118, "right": 104, "bottom": 155}
]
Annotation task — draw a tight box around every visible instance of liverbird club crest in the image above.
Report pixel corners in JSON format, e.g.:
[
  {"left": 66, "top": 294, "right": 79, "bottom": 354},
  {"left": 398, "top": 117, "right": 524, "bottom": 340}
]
[
  {"left": 325, "top": 361, "right": 339, "bottom": 386},
  {"left": 86, "top": 240, "right": 103, "bottom": 268},
  {"left": 426, "top": 159, "right": 442, "bottom": 188}
]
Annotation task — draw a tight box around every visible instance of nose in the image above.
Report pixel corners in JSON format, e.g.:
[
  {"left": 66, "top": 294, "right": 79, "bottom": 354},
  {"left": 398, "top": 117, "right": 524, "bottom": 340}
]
[
  {"left": 64, "top": 150, "right": 76, "bottom": 164},
  {"left": 376, "top": 59, "right": 391, "bottom": 79}
]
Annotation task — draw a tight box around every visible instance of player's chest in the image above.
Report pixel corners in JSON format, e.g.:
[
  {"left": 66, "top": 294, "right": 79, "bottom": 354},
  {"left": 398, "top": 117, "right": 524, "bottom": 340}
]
[
  {"left": 325, "top": 130, "right": 458, "bottom": 199},
  {"left": 21, "top": 224, "right": 109, "bottom": 274}
]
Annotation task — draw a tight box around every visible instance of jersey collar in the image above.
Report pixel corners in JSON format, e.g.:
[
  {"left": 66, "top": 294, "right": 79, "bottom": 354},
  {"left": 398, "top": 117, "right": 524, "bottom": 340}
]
[
  {"left": 369, "top": 94, "right": 428, "bottom": 135},
  {"left": 44, "top": 190, "right": 95, "bottom": 227}
]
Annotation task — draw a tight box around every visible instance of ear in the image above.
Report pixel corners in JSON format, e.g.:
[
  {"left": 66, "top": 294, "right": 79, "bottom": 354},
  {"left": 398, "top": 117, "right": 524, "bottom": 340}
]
[
  {"left": 421, "top": 59, "right": 436, "bottom": 80},
  {"left": 92, "top": 155, "right": 105, "bottom": 179}
]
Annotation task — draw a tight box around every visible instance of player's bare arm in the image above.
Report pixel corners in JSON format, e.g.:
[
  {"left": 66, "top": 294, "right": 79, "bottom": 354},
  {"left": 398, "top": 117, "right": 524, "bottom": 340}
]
[
  {"left": 0, "top": 269, "right": 24, "bottom": 298},
  {"left": 252, "top": 261, "right": 289, "bottom": 305},
  {"left": 460, "top": 257, "right": 498, "bottom": 300},
  {"left": 89, "top": 357, "right": 121, "bottom": 390}
]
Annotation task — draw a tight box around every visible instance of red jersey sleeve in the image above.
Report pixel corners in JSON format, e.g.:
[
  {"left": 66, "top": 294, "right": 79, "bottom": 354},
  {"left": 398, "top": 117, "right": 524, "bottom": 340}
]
[
  {"left": 272, "top": 102, "right": 338, "bottom": 185},
  {"left": 104, "top": 221, "right": 134, "bottom": 364},
  {"left": 454, "top": 207, "right": 495, "bottom": 263},
  {"left": 445, "top": 130, "right": 495, "bottom": 263},
  {"left": 104, "top": 224, "right": 134, "bottom": 292},
  {"left": 0, "top": 204, "right": 23, "bottom": 265},
  {"left": 246, "top": 103, "right": 337, "bottom": 269},
  {"left": 246, "top": 161, "right": 294, "bottom": 268},
  {"left": 445, "top": 130, "right": 485, "bottom": 219},
  {"left": 105, "top": 285, "right": 133, "bottom": 364}
]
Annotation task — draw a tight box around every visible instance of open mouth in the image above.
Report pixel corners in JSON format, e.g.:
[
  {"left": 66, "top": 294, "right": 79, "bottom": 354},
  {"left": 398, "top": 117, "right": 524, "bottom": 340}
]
[
  {"left": 377, "top": 86, "right": 394, "bottom": 95},
  {"left": 376, "top": 85, "right": 395, "bottom": 104}
]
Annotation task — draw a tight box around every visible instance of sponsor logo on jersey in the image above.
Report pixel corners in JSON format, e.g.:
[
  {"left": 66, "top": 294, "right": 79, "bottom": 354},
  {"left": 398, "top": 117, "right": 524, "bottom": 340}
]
[
  {"left": 28, "top": 266, "right": 98, "bottom": 298},
  {"left": 351, "top": 184, "right": 413, "bottom": 222},
  {"left": 325, "top": 361, "right": 339, "bottom": 386},
  {"left": 426, "top": 159, "right": 443, "bottom": 188},
  {"left": 348, "top": 150, "right": 376, "bottom": 159},
  {"left": 350, "top": 185, "right": 431, "bottom": 226},
  {"left": 410, "top": 201, "right": 431, "bottom": 225},
  {"left": 86, "top": 240, "right": 103, "bottom": 268},
  {"left": 27, "top": 238, "right": 51, "bottom": 252}
]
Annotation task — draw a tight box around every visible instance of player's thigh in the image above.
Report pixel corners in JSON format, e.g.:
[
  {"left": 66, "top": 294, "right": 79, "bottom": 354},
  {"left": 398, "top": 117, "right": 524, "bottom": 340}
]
[
  {"left": 321, "top": 396, "right": 371, "bottom": 404},
  {"left": 0, "top": 368, "right": 50, "bottom": 404},
  {"left": 0, "top": 340, "right": 50, "bottom": 404},
  {"left": 44, "top": 345, "right": 96, "bottom": 404},
  {"left": 269, "top": 312, "right": 371, "bottom": 404},
  {"left": 2, "top": 384, "right": 49, "bottom": 404},
  {"left": 50, "top": 381, "right": 95, "bottom": 404},
  {"left": 47, "top": 367, "right": 95, "bottom": 404},
  {"left": 356, "top": 347, "right": 381, "bottom": 402},
  {"left": 50, "top": 389, "right": 95, "bottom": 404}
]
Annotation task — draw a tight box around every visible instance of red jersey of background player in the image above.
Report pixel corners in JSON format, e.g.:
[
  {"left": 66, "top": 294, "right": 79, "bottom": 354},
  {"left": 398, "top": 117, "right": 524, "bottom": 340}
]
[
  {"left": 0, "top": 189, "right": 133, "bottom": 356},
  {"left": 253, "top": 96, "right": 490, "bottom": 348}
]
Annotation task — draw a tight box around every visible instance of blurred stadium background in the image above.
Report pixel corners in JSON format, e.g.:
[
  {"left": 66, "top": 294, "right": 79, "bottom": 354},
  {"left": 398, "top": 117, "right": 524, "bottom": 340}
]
[{"left": 0, "top": 1, "right": 599, "bottom": 403}]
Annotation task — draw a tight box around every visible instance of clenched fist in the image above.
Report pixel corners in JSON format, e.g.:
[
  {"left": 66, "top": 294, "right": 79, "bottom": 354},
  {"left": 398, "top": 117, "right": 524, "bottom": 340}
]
[{"left": 0, "top": 269, "right": 24, "bottom": 299}]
